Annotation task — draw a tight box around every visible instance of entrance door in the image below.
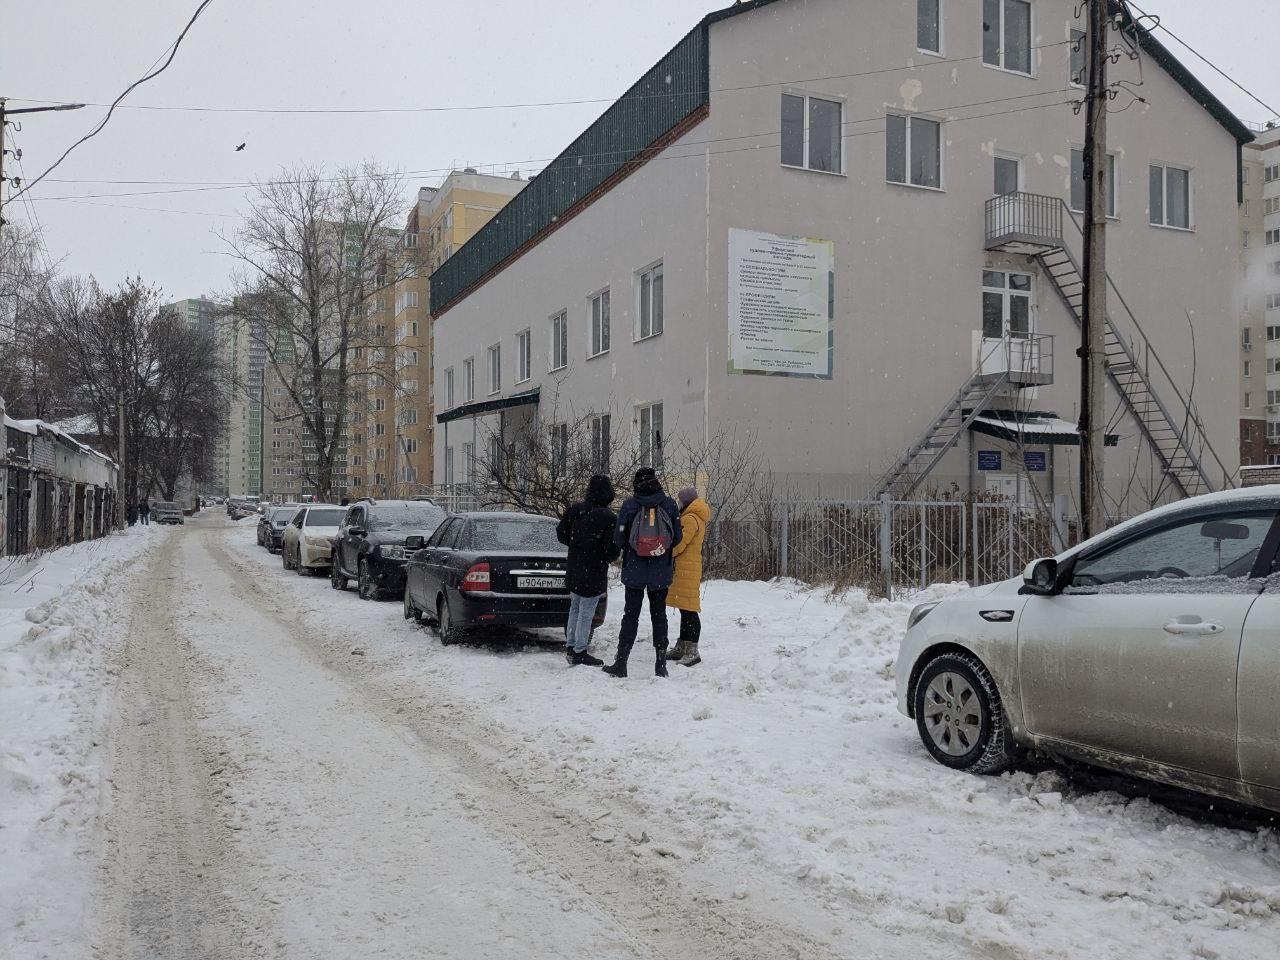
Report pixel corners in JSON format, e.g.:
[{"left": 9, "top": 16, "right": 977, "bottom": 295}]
[
  {"left": 979, "top": 270, "right": 1033, "bottom": 377},
  {"left": 1018, "top": 507, "right": 1275, "bottom": 782}
]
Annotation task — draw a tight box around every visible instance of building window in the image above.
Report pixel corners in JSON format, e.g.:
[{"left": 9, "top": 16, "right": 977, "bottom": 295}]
[
  {"left": 1267, "top": 198, "right": 1280, "bottom": 216},
  {"left": 917, "top": 0, "right": 941, "bottom": 54},
  {"left": 1149, "top": 163, "right": 1191, "bottom": 229},
  {"left": 1270, "top": 423, "right": 1280, "bottom": 443},
  {"left": 1267, "top": 229, "right": 1280, "bottom": 246},
  {"left": 444, "top": 446, "right": 455, "bottom": 485},
  {"left": 1270, "top": 454, "right": 1280, "bottom": 465},
  {"left": 550, "top": 311, "right": 568, "bottom": 372},
  {"left": 487, "top": 435, "right": 504, "bottom": 479},
  {"left": 1070, "top": 149, "right": 1117, "bottom": 216},
  {"left": 461, "top": 441, "right": 475, "bottom": 483},
  {"left": 444, "top": 367, "right": 455, "bottom": 408},
  {"left": 637, "top": 262, "right": 664, "bottom": 340},
  {"left": 516, "top": 329, "right": 531, "bottom": 384},
  {"left": 982, "top": 0, "right": 1032, "bottom": 74},
  {"left": 550, "top": 422, "right": 568, "bottom": 478},
  {"left": 589, "top": 290, "right": 611, "bottom": 357},
  {"left": 402, "top": 409, "right": 418, "bottom": 426},
  {"left": 1269, "top": 325, "right": 1280, "bottom": 342},
  {"left": 375, "top": 423, "right": 386, "bottom": 437},
  {"left": 982, "top": 270, "right": 1032, "bottom": 339},
  {"left": 1244, "top": 360, "right": 1252, "bottom": 378},
  {"left": 780, "top": 93, "right": 843, "bottom": 174},
  {"left": 404, "top": 438, "right": 419, "bottom": 454},
  {"left": 463, "top": 357, "right": 474, "bottom": 402},
  {"left": 1245, "top": 392, "right": 1252, "bottom": 410},
  {"left": 590, "top": 414, "right": 611, "bottom": 471},
  {"left": 1069, "top": 28, "right": 1087, "bottom": 86},
  {"left": 487, "top": 343, "right": 501, "bottom": 395},
  {"left": 637, "top": 403, "right": 664, "bottom": 469},
  {"left": 1268, "top": 294, "right": 1280, "bottom": 310},
  {"left": 1265, "top": 164, "right": 1280, "bottom": 183},
  {"left": 993, "top": 155, "right": 1020, "bottom": 196},
  {"left": 375, "top": 397, "right": 386, "bottom": 412},
  {"left": 886, "top": 115, "right": 941, "bottom": 188},
  {"left": 1244, "top": 231, "right": 1250, "bottom": 248}
]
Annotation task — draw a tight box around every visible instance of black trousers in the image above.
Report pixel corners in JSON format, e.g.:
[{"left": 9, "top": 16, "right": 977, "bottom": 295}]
[
  {"left": 615, "top": 586, "right": 669, "bottom": 663},
  {"left": 678, "top": 610, "right": 701, "bottom": 644}
]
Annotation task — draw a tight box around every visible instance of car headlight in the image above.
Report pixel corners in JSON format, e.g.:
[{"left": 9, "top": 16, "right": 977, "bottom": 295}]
[
  {"left": 381, "top": 545, "right": 407, "bottom": 561},
  {"left": 305, "top": 535, "right": 332, "bottom": 548},
  {"left": 907, "top": 601, "right": 940, "bottom": 631}
]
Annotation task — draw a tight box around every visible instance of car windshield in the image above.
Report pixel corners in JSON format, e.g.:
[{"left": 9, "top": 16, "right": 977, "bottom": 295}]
[
  {"left": 304, "top": 508, "right": 346, "bottom": 527},
  {"left": 370, "top": 503, "right": 447, "bottom": 532},
  {"left": 467, "top": 518, "right": 562, "bottom": 552},
  {"left": 154, "top": 502, "right": 180, "bottom": 510}
]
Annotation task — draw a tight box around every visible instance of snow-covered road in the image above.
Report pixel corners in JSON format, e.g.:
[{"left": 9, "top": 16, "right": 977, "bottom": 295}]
[{"left": 6, "top": 516, "right": 1280, "bottom": 959}]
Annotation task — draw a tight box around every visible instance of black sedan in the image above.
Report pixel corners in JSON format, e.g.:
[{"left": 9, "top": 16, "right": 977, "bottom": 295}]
[
  {"left": 402, "top": 511, "right": 606, "bottom": 645},
  {"left": 330, "top": 499, "right": 449, "bottom": 600},
  {"left": 257, "top": 505, "right": 297, "bottom": 553}
]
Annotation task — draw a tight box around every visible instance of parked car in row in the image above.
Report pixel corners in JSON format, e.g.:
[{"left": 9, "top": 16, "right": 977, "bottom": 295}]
[
  {"left": 257, "top": 504, "right": 299, "bottom": 553},
  {"left": 330, "top": 499, "right": 448, "bottom": 600},
  {"left": 896, "top": 486, "right": 1280, "bottom": 815},
  {"left": 402, "top": 511, "right": 606, "bottom": 645},
  {"left": 280, "top": 505, "right": 345, "bottom": 575},
  {"left": 152, "top": 501, "right": 185, "bottom": 525}
]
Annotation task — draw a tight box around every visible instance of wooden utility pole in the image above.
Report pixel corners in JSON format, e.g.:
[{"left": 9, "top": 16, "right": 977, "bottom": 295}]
[
  {"left": 1079, "top": 0, "right": 1110, "bottom": 539},
  {"left": 118, "top": 392, "right": 127, "bottom": 528},
  {"left": 0, "top": 98, "right": 85, "bottom": 239}
]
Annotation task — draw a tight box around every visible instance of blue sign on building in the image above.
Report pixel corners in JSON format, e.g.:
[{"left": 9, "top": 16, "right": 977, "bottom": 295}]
[
  {"left": 1024, "top": 452, "right": 1047, "bottom": 473},
  {"left": 977, "top": 450, "right": 1002, "bottom": 471}
]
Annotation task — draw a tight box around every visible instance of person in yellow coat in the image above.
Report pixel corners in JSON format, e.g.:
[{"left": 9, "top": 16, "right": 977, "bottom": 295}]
[{"left": 665, "top": 487, "right": 712, "bottom": 667}]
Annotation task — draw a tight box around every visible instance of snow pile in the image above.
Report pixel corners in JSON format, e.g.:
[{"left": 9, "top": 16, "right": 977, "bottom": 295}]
[{"left": 0, "top": 529, "right": 155, "bottom": 957}]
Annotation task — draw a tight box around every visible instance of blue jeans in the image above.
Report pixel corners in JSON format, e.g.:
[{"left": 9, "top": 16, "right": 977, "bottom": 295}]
[{"left": 565, "top": 592, "right": 603, "bottom": 653}]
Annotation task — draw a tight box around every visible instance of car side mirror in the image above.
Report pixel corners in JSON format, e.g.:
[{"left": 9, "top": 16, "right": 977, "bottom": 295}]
[
  {"left": 404, "top": 535, "right": 425, "bottom": 550},
  {"left": 1020, "top": 557, "right": 1060, "bottom": 596}
]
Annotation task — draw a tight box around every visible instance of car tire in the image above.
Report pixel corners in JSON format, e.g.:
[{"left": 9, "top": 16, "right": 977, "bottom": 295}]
[
  {"left": 437, "top": 596, "right": 459, "bottom": 646},
  {"left": 296, "top": 549, "right": 309, "bottom": 576},
  {"left": 403, "top": 590, "right": 425, "bottom": 623},
  {"left": 358, "top": 560, "right": 378, "bottom": 601},
  {"left": 331, "top": 561, "right": 349, "bottom": 591},
  {"left": 912, "top": 651, "right": 1019, "bottom": 775}
]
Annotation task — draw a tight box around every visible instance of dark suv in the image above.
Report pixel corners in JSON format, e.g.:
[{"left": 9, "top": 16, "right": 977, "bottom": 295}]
[{"left": 330, "top": 499, "right": 449, "bottom": 600}]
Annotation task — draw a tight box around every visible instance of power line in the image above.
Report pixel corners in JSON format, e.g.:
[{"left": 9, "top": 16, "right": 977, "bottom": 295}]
[
  {"left": 27, "top": 90, "right": 1076, "bottom": 202},
  {"left": 1124, "top": 0, "right": 1278, "bottom": 121},
  {"left": 6, "top": 40, "right": 1072, "bottom": 117},
  {"left": 12, "top": 0, "right": 217, "bottom": 201}
]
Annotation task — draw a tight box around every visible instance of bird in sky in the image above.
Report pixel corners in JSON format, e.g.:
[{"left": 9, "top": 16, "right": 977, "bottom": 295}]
[{"left": 235, "top": 142, "right": 246, "bottom": 152}]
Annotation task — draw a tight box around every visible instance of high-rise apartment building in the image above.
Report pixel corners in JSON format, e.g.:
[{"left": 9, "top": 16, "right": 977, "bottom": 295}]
[{"left": 1240, "top": 124, "right": 1280, "bottom": 467}]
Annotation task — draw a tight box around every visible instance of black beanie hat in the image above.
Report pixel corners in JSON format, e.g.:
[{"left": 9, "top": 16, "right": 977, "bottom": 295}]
[{"left": 586, "top": 474, "right": 615, "bottom": 506}]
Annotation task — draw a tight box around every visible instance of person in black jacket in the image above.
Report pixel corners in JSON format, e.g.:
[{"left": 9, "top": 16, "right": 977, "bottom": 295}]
[{"left": 556, "top": 474, "right": 621, "bottom": 667}]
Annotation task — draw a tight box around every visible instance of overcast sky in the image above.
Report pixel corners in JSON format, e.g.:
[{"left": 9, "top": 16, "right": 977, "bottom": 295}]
[{"left": 2, "top": 0, "right": 1276, "bottom": 299}]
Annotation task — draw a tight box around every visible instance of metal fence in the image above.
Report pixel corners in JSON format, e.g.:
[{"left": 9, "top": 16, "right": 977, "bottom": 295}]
[{"left": 704, "top": 496, "right": 1068, "bottom": 597}]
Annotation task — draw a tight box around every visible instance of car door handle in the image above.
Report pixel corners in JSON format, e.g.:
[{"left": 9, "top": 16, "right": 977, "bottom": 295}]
[{"left": 1163, "top": 619, "right": 1224, "bottom": 636}]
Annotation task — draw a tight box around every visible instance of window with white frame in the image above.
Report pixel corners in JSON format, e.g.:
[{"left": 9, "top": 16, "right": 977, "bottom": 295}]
[
  {"left": 550, "top": 311, "right": 568, "bottom": 371},
  {"left": 487, "top": 343, "right": 501, "bottom": 394},
  {"left": 982, "top": 0, "right": 1032, "bottom": 74},
  {"left": 886, "top": 114, "right": 941, "bottom": 188},
  {"left": 1245, "top": 392, "right": 1252, "bottom": 410},
  {"left": 403, "top": 438, "right": 419, "bottom": 454},
  {"left": 637, "top": 402, "right": 664, "bottom": 470},
  {"left": 1266, "top": 198, "right": 1280, "bottom": 216},
  {"left": 1267, "top": 229, "right": 1280, "bottom": 246},
  {"left": 1270, "top": 389, "right": 1280, "bottom": 408},
  {"left": 1069, "top": 28, "right": 1087, "bottom": 86},
  {"left": 403, "top": 409, "right": 418, "bottom": 426},
  {"left": 461, "top": 441, "right": 474, "bottom": 482},
  {"left": 463, "top": 357, "right": 474, "bottom": 401},
  {"left": 375, "top": 423, "right": 386, "bottom": 437},
  {"left": 444, "top": 367, "right": 455, "bottom": 408},
  {"left": 1269, "top": 325, "right": 1280, "bottom": 342},
  {"left": 993, "top": 155, "right": 1020, "bottom": 196},
  {"left": 780, "top": 93, "right": 843, "bottom": 174},
  {"left": 488, "top": 435, "right": 504, "bottom": 478},
  {"left": 1270, "top": 423, "right": 1280, "bottom": 443},
  {"left": 1265, "top": 163, "right": 1280, "bottom": 183},
  {"left": 1267, "top": 357, "right": 1280, "bottom": 374},
  {"left": 1267, "top": 294, "right": 1280, "bottom": 310},
  {"left": 444, "top": 446, "right": 455, "bottom": 484},
  {"left": 637, "top": 262, "right": 664, "bottom": 340},
  {"left": 1244, "top": 231, "right": 1250, "bottom": 248},
  {"left": 1270, "top": 453, "right": 1280, "bottom": 465},
  {"left": 375, "top": 397, "right": 386, "bottom": 412},
  {"left": 917, "top": 0, "right": 941, "bottom": 53},
  {"left": 589, "top": 290, "right": 611, "bottom": 357},
  {"left": 1070, "top": 149, "right": 1117, "bottom": 216},
  {"left": 1272, "top": 261, "right": 1280, "bottom": 276},
  {"left": 1149, "top": 163, "right": 1191, "bottom": 229},
  {"left": 516, "top": 329, "right": 531, "bottom": 383},
  {"left": 550, "top": 422, "right": 568, "bottom": 478},
  {"left": 590, "top": 414, "right": 611, "bottom": 471},
  {"left": 982, "top": 270, "right": 1032, "bottom": 339},
  {"left": 1244, "top": 360, "right": 1252, "bottom": 378}
]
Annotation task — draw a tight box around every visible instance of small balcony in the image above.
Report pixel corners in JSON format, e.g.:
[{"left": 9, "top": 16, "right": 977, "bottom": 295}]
[
  {"left": 985, "top": 192, "right": 1064, "bottom": 254},
  {"left": 972, "top": 332, "right": 1055, "bottom": 388}
]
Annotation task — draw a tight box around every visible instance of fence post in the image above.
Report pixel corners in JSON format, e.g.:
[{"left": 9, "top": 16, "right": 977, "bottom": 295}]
[
  {"left": 960, "top": 503, "right": 968, "bottom": 585},
  {"left": 778, "top": 499, "right": 789, "bottom": 579},
  {"left": 879, "top": 493, "right": 893, "bottom": 600},
  {"left": 919, "top": 505, "right": 927, "bottom": 591},
  {"left": 1007, "top": 502, "right": 1016, "bottom": 580}
]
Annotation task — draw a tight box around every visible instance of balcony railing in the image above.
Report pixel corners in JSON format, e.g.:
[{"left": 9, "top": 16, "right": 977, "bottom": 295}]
[
  {"left": 984, "top": 192, "right": 1064, "bottom": 252},
  {"left": 973, "top": 331, "right": 1055, "bottom": 387}
]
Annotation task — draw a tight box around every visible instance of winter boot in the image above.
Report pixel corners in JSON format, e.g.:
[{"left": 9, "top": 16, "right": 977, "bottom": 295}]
[
  {"left": 602, "top": 637, "right": 634, "bottom": 678},
  {"left": 665, "top": 639, "right": 688, "bottom": 661},
  {"left": 655, "top": 646, "right": 669, "bottom": 678},
  {"left": 572, "top": 649, "right": 604, "bottom": 667},
  {"left": 679, "top": 643, "right": 701, "bottom": 667},
  {"left": 564, "top": 646, "right": 575, "bottom": 665}
]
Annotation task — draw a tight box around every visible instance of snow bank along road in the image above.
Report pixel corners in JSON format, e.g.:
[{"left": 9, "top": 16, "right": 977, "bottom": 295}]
[{"left": 5, "top": 517, "right": 1279, "bottom": 959}]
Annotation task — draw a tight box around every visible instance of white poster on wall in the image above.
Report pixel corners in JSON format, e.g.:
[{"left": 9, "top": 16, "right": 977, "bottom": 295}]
[{"left": 727, "top": 228, "right": 834, "bottom": 379}]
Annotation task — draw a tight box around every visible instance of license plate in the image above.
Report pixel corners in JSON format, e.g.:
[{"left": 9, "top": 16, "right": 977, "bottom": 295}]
[{"left": 517, "top": 575, "right": 563, "bottom": 590}]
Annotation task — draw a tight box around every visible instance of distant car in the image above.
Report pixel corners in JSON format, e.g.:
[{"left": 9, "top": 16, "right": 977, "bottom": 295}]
[
  {"left": 257, "top": 504, "right": 298, "bottom": 553},
  {"left": 280, "top": 505, "right": 345, "bottom": 575},
  {"left": 151, "top": 501, "right": 185, "bottom": 525},
  {"left": 330, "top": 499, "right": 448, "bottom": 600},
  {"left": 895, "top": 486, "right": 1280, "bottom": 815},
  {"left": 403, "top": 511, "right": 606, "bottom": 644}
]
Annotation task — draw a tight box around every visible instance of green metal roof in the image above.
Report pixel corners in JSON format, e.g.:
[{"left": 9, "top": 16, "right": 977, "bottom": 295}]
[{"left": 430, "top": 0, "right": 1253, "bottom": 317}]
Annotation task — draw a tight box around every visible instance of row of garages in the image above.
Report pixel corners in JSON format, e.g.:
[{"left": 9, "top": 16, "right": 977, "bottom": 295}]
[{"left": 2, "top": 399, "right": 120, "bottom": 557}]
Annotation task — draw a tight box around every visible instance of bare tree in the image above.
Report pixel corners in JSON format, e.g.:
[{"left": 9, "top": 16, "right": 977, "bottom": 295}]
[
  {"left": 0, "top": 221, "right": 60, "bottom": 418},
  {"left": 221, "top": 163, "right": 404, "bottom": 502}
]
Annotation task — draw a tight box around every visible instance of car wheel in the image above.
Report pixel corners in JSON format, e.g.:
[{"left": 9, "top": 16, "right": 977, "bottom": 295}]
[
  {"left": 358, "top": 560, "right": 378, "bottom": 601},
  {"left": 437, "top": 596, "right": 459, "bottom": 646},
  {"left": 296, "top": 548, "right": 308, "bottom": 576},
  {"left": 331, "top": 561, "right": 349, "bottom": 591},
  {"left": 403, "top": 590, "right": 422, "bottom": 622},
  {"left": 913, "top": 651, "right": 1019, "bottom": 775}
]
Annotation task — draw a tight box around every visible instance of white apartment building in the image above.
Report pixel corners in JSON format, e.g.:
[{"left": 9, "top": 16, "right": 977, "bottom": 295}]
[
  {"left": 1240, "top": 124, "right": 1280, "bottom": 467},
  {"left": 430, "top": 0, "right": 1250, "bottom": 514}
]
